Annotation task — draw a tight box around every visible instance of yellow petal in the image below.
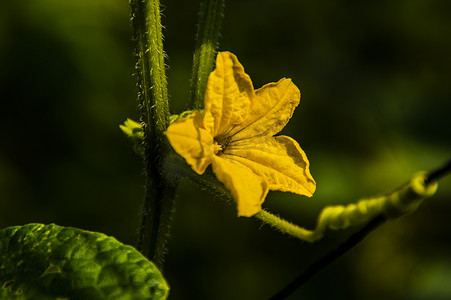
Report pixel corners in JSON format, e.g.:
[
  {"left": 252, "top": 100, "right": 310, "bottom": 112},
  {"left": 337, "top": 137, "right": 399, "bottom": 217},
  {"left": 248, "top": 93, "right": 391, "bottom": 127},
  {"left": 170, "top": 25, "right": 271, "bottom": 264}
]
[
  {"left": 225, "top": 135, "right": 316, "bottom": 196},
  {"left": 203, "top": 52, "right": 254, "bottom": 139},
  {"left": 228, "top": 78, "right": 300, "bottom": 141},
  {"left": 166, "top": 112, "right": 215, "bottom": 174},
  {"left": 212, "top": 154, "right": 268, "bottom": 217}
]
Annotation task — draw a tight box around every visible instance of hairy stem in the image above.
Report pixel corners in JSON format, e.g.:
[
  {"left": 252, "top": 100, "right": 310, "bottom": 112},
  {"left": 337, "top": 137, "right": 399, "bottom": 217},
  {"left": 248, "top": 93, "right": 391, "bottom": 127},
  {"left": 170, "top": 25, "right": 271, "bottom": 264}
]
[
  {"left": 256, "top": 172, "right": 438, "bottom": 243},
  {"left": 255, "top": 210, "right": 315, "bottom": 241},
  {"left": 130, "top": 0, "right": 178, "bottom": 268},
  {"left": 269, "top": 160, "right": 451, "bottom": 299},
  {"left": 188, "top": 0, "right": 225, "bottom": 110}
]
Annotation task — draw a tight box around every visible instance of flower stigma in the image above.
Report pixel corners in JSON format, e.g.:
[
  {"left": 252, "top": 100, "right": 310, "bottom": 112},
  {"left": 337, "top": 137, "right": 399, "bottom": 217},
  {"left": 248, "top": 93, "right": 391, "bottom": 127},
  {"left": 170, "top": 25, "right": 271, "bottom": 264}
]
[{"left": 213, "top": 139, "right": 223, "bottom": 154}]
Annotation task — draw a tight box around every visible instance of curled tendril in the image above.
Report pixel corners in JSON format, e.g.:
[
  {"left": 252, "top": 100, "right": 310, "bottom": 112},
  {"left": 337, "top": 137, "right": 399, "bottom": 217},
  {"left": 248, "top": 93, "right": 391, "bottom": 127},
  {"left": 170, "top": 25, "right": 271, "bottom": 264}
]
[{"left": 256, "top": 172, "right": 438, "bottom": 242}]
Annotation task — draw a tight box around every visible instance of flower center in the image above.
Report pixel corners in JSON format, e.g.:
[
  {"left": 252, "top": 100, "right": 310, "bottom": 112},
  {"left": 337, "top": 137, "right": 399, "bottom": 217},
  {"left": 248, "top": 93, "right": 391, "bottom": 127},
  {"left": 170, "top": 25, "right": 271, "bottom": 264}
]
[
  {"left": 214, "top": 136, "right": 232, "bottom": 155},
  {"left": 213, "top": 140, "right": 223, "bottom": 155}
]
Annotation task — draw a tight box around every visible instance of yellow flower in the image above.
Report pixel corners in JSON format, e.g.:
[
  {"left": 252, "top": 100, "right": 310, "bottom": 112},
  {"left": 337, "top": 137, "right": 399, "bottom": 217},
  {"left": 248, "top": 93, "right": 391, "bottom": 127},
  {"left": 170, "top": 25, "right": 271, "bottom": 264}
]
[{"left": 166, "top": 52, "right": 316, "bottom": 217}]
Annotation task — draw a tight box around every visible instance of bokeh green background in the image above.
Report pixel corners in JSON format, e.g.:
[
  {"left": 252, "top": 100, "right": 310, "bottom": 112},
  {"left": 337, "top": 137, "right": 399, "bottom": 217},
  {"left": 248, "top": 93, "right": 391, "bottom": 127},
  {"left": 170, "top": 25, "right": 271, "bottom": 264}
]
[{"left": 1, "top": 0, "right": 450, "bottom": 299}]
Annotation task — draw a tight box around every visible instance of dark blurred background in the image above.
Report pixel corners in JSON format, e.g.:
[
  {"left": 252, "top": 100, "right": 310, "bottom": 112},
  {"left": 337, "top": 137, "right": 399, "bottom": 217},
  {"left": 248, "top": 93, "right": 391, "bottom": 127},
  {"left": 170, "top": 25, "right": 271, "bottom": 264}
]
[{"left": 1, "top": 0, "right": 450, "bottom": 299}]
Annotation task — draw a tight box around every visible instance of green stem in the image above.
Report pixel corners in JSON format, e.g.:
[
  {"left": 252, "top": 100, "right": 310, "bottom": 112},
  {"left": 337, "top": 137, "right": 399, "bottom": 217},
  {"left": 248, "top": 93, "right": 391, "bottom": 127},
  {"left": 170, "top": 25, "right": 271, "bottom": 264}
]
[
  {"left": 129, "top": 0, "right": 178, "bottom": 268},
  {"left": 255, "top": 210, "right": 317, "bottom": 242},
  {"left": 269, "top": 160, "right": 451, "bottom": 299},
  {"left": 188, "top": 0, "right": 225, "bottom": 110},
  {"left": 255, "top": 172, "right": 438, "bottom": 243}
]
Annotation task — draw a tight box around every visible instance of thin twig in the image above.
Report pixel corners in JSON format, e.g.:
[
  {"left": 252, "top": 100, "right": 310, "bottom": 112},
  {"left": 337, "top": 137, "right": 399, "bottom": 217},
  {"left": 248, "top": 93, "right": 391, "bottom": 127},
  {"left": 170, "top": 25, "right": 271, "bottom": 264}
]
[
  {"left": 270, "top": 215, "right": 386, "bottom": 300},
  {"left": 425, "top": 159, "right": 451, "bottom": 185},
  {"left": 271, "top": 158, "right": 451, "bottom": 299}
]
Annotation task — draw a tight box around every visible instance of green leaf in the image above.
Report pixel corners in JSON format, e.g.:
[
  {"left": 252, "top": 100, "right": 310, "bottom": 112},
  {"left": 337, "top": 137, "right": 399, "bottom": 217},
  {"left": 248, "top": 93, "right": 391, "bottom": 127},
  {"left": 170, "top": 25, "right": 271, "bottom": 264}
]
[{"left": 0, "top": 223, "right": 169, "bottom": 299}]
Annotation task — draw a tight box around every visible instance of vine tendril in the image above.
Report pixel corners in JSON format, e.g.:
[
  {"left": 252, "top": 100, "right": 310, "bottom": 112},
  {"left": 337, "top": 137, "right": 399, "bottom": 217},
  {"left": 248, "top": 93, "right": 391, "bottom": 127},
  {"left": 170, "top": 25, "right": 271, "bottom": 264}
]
[
  {"left": 256, "top": 172, "right": 438, "bottom": 243},
  {"left": 269, "top": 159, "right": 451, "bottom": 299}
]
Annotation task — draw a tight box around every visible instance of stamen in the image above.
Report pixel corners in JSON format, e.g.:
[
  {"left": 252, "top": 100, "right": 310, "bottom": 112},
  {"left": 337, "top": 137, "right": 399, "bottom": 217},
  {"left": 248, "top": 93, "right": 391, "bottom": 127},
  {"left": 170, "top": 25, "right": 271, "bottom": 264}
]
[
  {"left": 213, "top": 136, "right": 232, "bottom": 154},
  {"left": 213, "top": 140, "right": 223, "bottom": 154}
]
